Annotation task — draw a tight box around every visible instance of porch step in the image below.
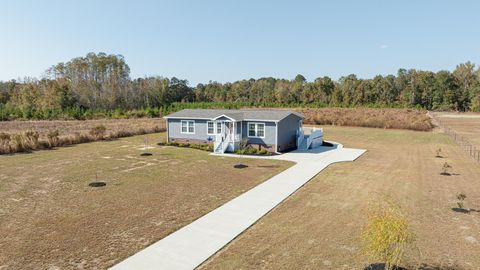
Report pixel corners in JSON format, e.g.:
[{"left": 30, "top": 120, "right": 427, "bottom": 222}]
[
  {"left": 298, "top": 135, "right": 309, "bottom": 150},
  {"left": 215, "top": 142, "right": 224, "bottom": 153}
]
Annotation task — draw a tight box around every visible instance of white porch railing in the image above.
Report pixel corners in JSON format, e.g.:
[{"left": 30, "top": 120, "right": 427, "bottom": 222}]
[
  {"left": 297, "top": 127, "right": 323, "bottom": 150},
  {"left": 214, "top": 125, "right": 234, "bottom": 154},
  {"left": 297, "top": 127, "right": 305, "bottom": 149},
  {"left": 308, "top": 128, "right": 324, "bottom": 149}
]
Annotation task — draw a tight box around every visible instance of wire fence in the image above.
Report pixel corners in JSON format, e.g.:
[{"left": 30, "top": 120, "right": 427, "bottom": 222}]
[{"left": 430, "top": 113, "right": 480, "bottom": 163}]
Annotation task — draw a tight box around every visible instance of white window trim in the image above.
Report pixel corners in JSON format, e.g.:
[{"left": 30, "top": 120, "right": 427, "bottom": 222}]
[
  {"left": 247, "top": 122, "right": 266, "bottom": 138},
  {"left": 207, "top": 121, "right": 215, "bottom": 135},
  {"left": 181, "top": 120, "right": 195, "bottom": 134},
  {"left": 216, "top": 121, "right": 223, "bottom": 134}
]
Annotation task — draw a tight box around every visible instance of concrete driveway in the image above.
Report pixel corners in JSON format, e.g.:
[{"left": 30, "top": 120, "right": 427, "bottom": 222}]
[{"left": 111, "top": 143, "right": 366, "bottom": 270}]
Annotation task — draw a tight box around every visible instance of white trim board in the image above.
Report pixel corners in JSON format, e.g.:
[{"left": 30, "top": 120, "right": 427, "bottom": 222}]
[
  {"left": 180, "top": 120, "right": 195, "bottom": 134},
  {"left": 247, "top": 122, "right": 266, "bottom": 138}
]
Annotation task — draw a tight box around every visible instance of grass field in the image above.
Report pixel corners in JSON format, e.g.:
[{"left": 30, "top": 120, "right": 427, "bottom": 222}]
[
  {"left": 0, "top": 118, "right": 166, "bottom": 154},
  {"left": 0, "top": 118, "right": 165, "bottom": 140},
  {"left": 433, "top": 112, "right": 480, "bottom": 146},
  {"left": 0, "top": 133, "right": 292, "bottom": 269},
  {"left": 200, "top": 126, "right": 480, "bottom": 270},
  {"left": 296, "top": 108, "right": 433, "bottom": 131}
]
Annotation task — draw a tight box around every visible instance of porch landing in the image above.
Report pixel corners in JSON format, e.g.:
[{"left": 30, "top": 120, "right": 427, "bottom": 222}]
[{"left": 110, "top": 143, "right": 366, "bottom": 270}]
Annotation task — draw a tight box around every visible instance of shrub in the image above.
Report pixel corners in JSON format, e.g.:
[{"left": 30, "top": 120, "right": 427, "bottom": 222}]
[
  {"left": 178, "top": 143, "right": 190, "bottom": 147},
  {"left": 0, "top": 133, "right": 12, "bottom": 154},
  {"left": 244, "top": 147, "right": 258, "bottom": 155},
  {"left": 258, "top": 149, "right": 270, "bottom": 155},
  {"left": 46, "top": 130, "right": 60, "bottom": 148},
  {"left": 361, "top": 198, "right": 415, "bottom": 270},
  {"left": 89, "top": 125, "right": 107, "bottom": 140},
  {"left": 21, "top": 130, "right": 40, "bottom": 151},
  {"left": 161, "top": 141, "right": 212, "bottom": 152}
]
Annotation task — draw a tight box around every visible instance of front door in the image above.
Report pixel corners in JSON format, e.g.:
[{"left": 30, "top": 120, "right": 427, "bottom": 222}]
[{"left": 225, "top": 122, "right": 233, "bottom": 138}]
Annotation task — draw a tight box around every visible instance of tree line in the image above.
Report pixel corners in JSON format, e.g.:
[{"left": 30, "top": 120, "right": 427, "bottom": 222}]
[{"left": 1, "top": 52, "right": 479, "bottom": 120}]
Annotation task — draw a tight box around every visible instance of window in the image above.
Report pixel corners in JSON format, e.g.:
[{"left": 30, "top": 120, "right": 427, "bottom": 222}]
[
  {"left": 181, "top": 120, "right": 195, "bottom": 134},
  {"left": 216, "top": 122, "right": 222, "bottom": 134},
  {"left": 207, "top": 121, "right": 214, "bottom": 134},
  {"left": 248, "top": 122, "right": 265, "bottom": 138},
  {"left": 257, "top": 123, "right": 265, "bottom": 137}
]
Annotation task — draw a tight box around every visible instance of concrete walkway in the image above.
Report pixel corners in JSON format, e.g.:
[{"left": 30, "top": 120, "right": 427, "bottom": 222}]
[{"left": 111, "top": 143, "right": 366, "bottom": 270}]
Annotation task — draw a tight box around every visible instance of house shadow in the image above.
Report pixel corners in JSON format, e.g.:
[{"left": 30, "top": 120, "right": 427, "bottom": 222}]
[{"left": 288, "top": 141, "right": 339, "bottom": 155}]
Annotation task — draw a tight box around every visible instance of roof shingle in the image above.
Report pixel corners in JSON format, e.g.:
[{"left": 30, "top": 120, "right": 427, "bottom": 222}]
[{"left": 164, "top": 109, "right": 303, "bottom": 122}]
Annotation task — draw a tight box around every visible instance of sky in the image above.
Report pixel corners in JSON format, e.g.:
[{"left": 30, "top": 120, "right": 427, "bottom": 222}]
[{"left": 0, "top": 0, "right": 479, "bottom": 85}]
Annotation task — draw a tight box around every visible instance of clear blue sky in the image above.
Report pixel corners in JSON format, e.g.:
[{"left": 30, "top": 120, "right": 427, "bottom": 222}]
[{"left": 1, "top": 0, "right": 479, "bottom": 85}]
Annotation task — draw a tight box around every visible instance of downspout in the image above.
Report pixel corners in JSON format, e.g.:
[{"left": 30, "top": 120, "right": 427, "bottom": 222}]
[
  {"left": 166, "top": 118, "right": 169, "bottom": 143},
  {"left": 275, "top": 122, "right": 279, "bottom": 153}
]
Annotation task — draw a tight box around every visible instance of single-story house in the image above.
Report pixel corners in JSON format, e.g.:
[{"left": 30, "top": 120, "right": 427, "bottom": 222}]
[{"left": 163, "top": 109, "right": 306, "bottom": 153}]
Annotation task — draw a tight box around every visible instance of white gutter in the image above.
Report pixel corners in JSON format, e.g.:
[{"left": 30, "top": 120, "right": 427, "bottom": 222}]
[{"left": 275, "top": 122, "right": 279, "bottom": 154}]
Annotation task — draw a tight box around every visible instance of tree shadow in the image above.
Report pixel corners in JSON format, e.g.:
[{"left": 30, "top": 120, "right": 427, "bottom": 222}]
[
  {"left": 416, "top": 263, "right": 463, "bottom": 270},
  {"left": 440, "top": 172, "right": 451, "bottom": 176},
  {"left": 89, "top": 181, "right": 106, "bottom": 187},
  {"left": 364, "top": 263, "right": 407, "bottom": 270},
  {"left": 365, "top": 263, "right": 463, "bottom": 270},
  {"left": 233, "top": 164, "right": 248, "bottom": 169},
  {"left": 452, "top": 207, "right": 480, "bottom": 214}
]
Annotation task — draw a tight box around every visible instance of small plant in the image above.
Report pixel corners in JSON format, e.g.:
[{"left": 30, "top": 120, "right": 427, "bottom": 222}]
[
  {"left": 89, "top": 125, "right": 107, "bottom": 140},
  {"left": 456, "top": 193, "right": 467, "bottom": 209},
  {"left": 435, "top": 148, "right": 442, "bottom": 158},
  {"left": 441, "top": 162, "right": 451, "bottom": 175},
  {"left": 234, "top": 138, "right": 250, "bottom": 168},
  {"left": 361, "top": 197, "right": 415, "bottom": 270},
  {"left": 140, "top": 137, "right": 153, "bottom": 156}
]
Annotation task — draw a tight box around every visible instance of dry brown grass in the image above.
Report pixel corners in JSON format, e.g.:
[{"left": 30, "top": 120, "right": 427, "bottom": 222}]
[
  {"left": 296, "top": 108, "right": 433, "bottom": 131},
  {"left": 432, "top": 112, "right": 480, "bottom": 146},
  {"left": 0, "top": 118, "right": 165, "bottom": 154},
  {"left": 200, "top": 126, "right": 480, "bottom": 270},
  {"left": 0, "top": 133, "right": 293, "bottom": 269}
]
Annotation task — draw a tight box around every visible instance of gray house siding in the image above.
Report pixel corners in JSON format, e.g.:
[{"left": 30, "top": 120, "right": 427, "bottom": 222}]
[
  {"left": 240, "top": 121, "right": 276, "bottom": 145},
  {"left": 167, "top": 119, "right": 214, "bottom": 142},
  {"left": 165, "top": 110, "right": 304, "bottom": 152},
  {"left": 277, "top": 114, "right": 302, "bottom": 150}
]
